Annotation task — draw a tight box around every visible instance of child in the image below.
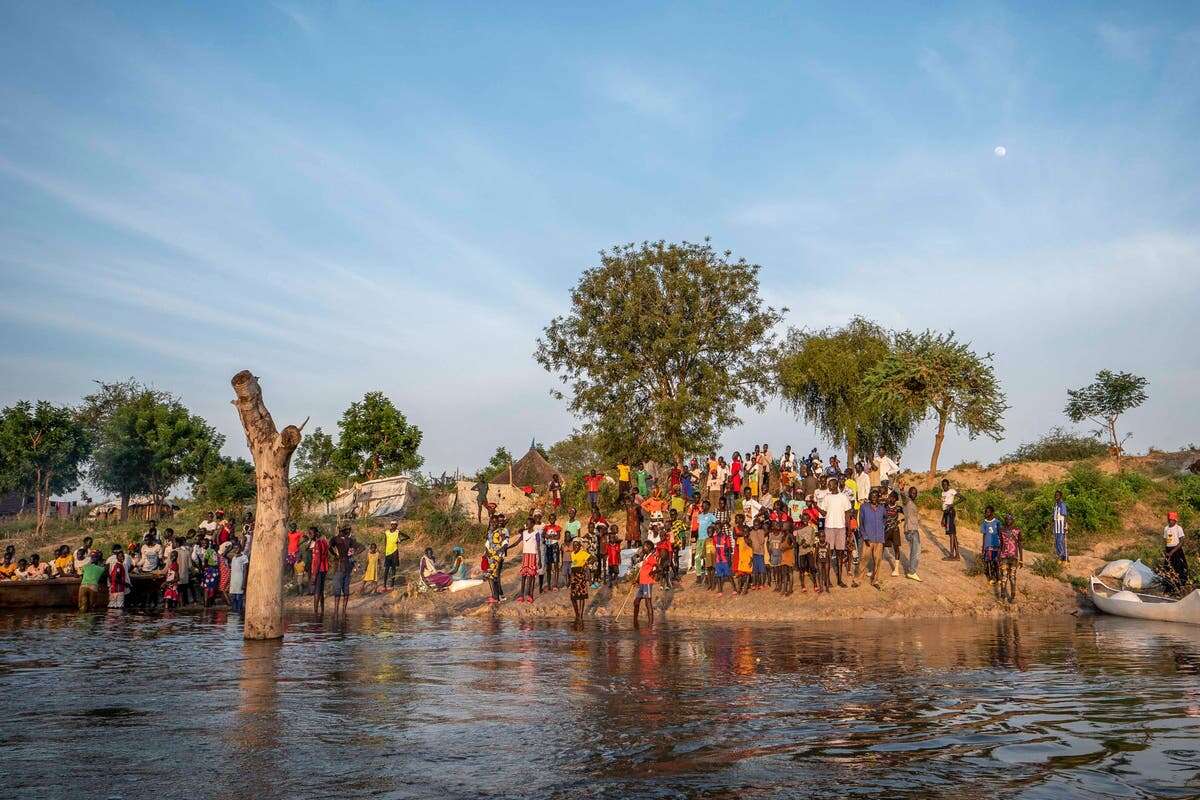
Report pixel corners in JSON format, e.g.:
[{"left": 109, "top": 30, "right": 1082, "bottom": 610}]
[
  {"left": 710, "top": 524, "right": 732, "bottom": 595},
  {"left": 777, "top": 521, "right": 795, "bottom": 596},
  {"left": 604, "top": 533, "right": 621, "bottom": 588},
  {"left": 795, "top": 520, "right": 817, "bottom": 593},
  {"left": 814, "top": 524, "right": 832, "bottom": 593},
  {"left": 361, "top": 542, "right": 381, "bottom": 595},
  {"left": 517, "top": 519, "right": 541, "bottom": 603},
  {"left": 941, "top": 479, "right": 960, "bottom": 559},
  {"left": 568, "top": 539, "right": 594, "bottom": 623},
  {"left": 633, "top": 542, "right": 659, "bottom": 627},
  {"left": 163, "top": 551, "right": 180, "bottom": 610},
  {"left": 735, "top": 526, "right": 754, "bottom": 595},
  {"left": 980, "top": 505, "right": 1001, "bottom": 584},
  {"left": 543, "top": 513, "right": 562, "bottom": 591},
  {"left": 998, "top": 514, "right": 1023, "bottom": 599},
  {"left": 767, "top": 521, "right": 785, "bottom": 591}
]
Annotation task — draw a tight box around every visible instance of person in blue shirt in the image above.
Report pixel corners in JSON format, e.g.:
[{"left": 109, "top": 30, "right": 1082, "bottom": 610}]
[
  {"left": 694, "top": 501, "right": 716, "bottom": 583},
  {"left": 857, "top": 489, "right": 888, "bottom": 588},
  {"left": 1052, "top": 491, "right": 1069, "bottom": 562},
  {"left": 980, "top": 505, "right": 1002, "bottom": 584}
]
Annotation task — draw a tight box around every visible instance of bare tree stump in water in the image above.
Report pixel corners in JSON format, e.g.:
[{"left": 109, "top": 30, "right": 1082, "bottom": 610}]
[{"left": 231, "top": 370, "right": 302, "bottom": 640}]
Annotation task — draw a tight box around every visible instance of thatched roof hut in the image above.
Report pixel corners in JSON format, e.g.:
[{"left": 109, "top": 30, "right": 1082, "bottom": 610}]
[{"left": 509, "top": 446, "right": 558, "bottom": 487}]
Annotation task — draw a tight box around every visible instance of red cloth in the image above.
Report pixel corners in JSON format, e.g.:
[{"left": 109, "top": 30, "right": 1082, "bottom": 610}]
[
  {"left": 605, "top": 542, "right": 621, "bottom": 566},
  {"left": 584, "top": 475, "right": 603, "bottom": 492},
  {"left": 638, "top": 551, "right": 659, "bottom": 585},
  {"left": 731, "top": 460, "right": 743, "bottom": 493},
  {"left": 109, "top": 561, "right": 126, "bottom": 594},
  {"left": 287, "top": 530, "right": 303, "bottom": 556},
  {"left": 311, "top": 538, "right": 330, "bottom": 573}
]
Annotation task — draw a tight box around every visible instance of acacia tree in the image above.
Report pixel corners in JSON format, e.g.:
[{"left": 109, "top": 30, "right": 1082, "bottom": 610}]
[
  {"left": 333, "top": 392, "right": 423, "bottom": 481},
  {"left": 776, "top": 318, "right": 918, "bottom": 465},
  {"left": 864, "top": 329, "right": 1007, "bottom": 477},
  {"left": 478, "top": 446, "right": 513, "bottom": 483},
  {"left": 1064, "top": 370, "right": 1148, "bottom": 467},
  {"left": 0, "top": 401, "right": 91, "bottom": 538},
  {"left": 536, "top": 239, "right": 782, "bottom": 463}
]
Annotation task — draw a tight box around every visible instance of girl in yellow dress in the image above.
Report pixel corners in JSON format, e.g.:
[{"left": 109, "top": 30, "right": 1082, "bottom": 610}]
[{"left": 361, "top": 542, "right": 381, "bottom": 595}]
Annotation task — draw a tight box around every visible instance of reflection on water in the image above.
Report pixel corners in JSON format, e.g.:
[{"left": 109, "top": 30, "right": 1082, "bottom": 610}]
[{"left": 0, "top": 610, "right": 1199, "bottom": 799}]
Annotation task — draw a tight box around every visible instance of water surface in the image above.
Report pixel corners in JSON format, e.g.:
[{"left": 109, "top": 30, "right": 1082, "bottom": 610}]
[{"left": 1, "top": 610, "right": 1199, "bottom": 799}]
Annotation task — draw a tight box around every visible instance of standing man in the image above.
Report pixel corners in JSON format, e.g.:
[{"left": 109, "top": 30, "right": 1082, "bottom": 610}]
[
  {"left": 617, "top": 459, "right": 631, "bottom": 500},
  {"left": 584, "top": 470, "right": 604, "bottom": 513},
  {"left": 941, "top": 479, "right": 961, "bottom": 560},
  {"left": 310, "top": 528, "right": 330, "bottom": 617},
  {"left": 1164, "top": 512, "right": 1188, "bottom": 591},
  {"left": 902, "top": 486, "right": 922, "bottom": 582},
  {"left": 632, "top": 542, "right": 659, "bottom": 627},
  {"left": 858, "top": 489, "right": 888, "bottom": 588},
  {"left": 330, "top": 525, "right": 358, "bottom": 618},
  {"left": 634, "top": 462, "right": 651, "bottom": 501},
  {"left": 875, "top": 451, "right": 900, "bottom": 493},
  {"left": 383, "top": 520, "right": 407, "bottom": 590},
  {"left": 198, "top": 511, "right": 218, "bottom": 538},
  {"left": 471, "top": 478, "right": 489, "bottom": 523},
  {"left": 1052, "top": 491, "right": 1069, "bottom": 563},
  {"left": 819, "top": 477, "right": 854, "bottom": 588}
]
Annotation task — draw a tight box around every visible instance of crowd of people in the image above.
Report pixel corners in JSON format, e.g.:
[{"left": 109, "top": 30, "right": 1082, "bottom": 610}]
[{"left": 482, "top": 447, "right": 966, "bottom": 623}]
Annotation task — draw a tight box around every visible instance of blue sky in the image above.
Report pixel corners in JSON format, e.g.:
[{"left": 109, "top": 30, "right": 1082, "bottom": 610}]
[{"left": 1, "top": 1, "right": 1198, "bottom": 484}]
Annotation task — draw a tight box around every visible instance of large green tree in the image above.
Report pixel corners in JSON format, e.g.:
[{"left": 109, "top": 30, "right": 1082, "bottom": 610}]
[
  {"left": 864, "top": 329, "right": 1007, "bottom": 477},
  {"left": 91, "top": 391, "right": 224, "bottom": 515},
  {"left": 333, "top": 392, "right": 423, "bottom": 481},
  {"left": 293, "top": 426, "right": 338, "bottom": 476},
  {"left": 536, "top": 239, "right": 783, "bottom": 463},
  {"left": 546, "top": 431, "right": 602, "bottom": 476},
  {"left": 195, "top": 456, "right": 257, "bottom": 508},
  {"left": 0, "top": 401, "right": 91, "bottom": 537},
  {"left": 776, "top": 317, "right": 918, "bottom": 465},
  {"left": 1064, "top": 369, "right": 1149, "bottom": 467},
  {"left": 477, "top": 445, "right": 513, "bottom": 483}
]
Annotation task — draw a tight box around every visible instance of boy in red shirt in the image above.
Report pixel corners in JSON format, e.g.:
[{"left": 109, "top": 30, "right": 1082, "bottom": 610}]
[
  {"left": 604, "top": 533, "right": 622, "bottom": 588},
  {"left": 633, "top": 542, "right": 659, "bottom": 627},
  {"left": 584, "top": 470, "right": 604, "bottom": 512}
]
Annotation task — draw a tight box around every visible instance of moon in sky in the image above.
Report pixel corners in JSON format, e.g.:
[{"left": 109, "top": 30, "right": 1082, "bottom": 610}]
[{"left": 994, "top": 145, "right": 1007, "bottom": 157}]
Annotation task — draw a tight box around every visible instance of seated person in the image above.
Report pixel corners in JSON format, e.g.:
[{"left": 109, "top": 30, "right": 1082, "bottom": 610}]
[
  {"left": 0, "top": 553, "right": 17, "bottom": 580},
  {"left": 449, "top": 546, "right": 469, "bottom": 580},
  {"left": 26, "top": 554, "right": 51, "bottom": 580},
  {"left": 418, "top": 547, "right": 453, "bottom": 591},
  {"left": 13, "top": 558, "right": 33, "bottom": 580},
  {"left": 51, "top": 545, "right": 75, "bottom": 577}
]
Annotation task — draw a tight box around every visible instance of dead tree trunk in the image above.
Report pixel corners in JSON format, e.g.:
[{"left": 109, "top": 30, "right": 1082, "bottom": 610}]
[{"left": 231, "top": 370, "right": 302, "bottom": 641}]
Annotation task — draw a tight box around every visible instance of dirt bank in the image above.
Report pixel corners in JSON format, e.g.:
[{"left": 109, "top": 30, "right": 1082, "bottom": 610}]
[{"left": 289, "top": 510, "right": 1085, "bottom": 623}]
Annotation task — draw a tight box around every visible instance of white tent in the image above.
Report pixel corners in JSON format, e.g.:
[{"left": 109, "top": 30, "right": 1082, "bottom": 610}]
[{"left": 320, "top": 475, "right": 412, "bottom": 518}]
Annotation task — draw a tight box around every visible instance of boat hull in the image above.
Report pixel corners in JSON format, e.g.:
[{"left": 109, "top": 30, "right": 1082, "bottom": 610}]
[{"left": 1089, "top": 577, "right": 1200, "bottom": 625}]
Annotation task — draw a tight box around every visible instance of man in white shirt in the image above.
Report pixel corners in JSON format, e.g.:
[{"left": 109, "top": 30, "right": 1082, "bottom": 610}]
[
  {"left": 741, "top": 487, "right": 762, "bottom": 525},
  {"left": 875, "top": 452, "right": 900, "bottom": 488},
  {"left": 819, "top": 478, "right": 853, "bottom": 588},
  {"left": 228, "top": 545, "right": 249, "bottom": 613},
  {"left": 1164, "top": 511, "right": 1188, "bottom": 589},
  {"left": 854, "top": 463, "right": 872, "bottom": 504}
]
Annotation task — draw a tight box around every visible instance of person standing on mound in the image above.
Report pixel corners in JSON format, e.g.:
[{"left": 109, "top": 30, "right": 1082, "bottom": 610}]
[{"left": 568, "top": 540, "right": 595, "bottom": 623}]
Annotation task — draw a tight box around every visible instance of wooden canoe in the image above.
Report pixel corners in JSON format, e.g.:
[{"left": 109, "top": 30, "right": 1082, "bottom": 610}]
[
  {"left": 0, "top": 574, "right": 164, "bottom": 609},
  {"left": 1089, "top": 576, "right": 1200, "bottom": 625}
]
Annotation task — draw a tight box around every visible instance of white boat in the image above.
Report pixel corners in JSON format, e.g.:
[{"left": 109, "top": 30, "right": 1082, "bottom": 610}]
[{"left": 1089, "top": 577, "right": 1200, "bottom": 625}]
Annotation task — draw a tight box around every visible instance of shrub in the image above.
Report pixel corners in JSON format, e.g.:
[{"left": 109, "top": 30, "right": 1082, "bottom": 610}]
[
  {"left": 1001, "top": 427, "right": 1108, "bottom": 463},
  {"left": 1030, "top": 556, "right": 1064, "bottom": 579},
  {"left": 953, "top": 460, "right": 982, "bottom": 470},
  {"left": 1170, "top": 475, "right": 1200, "bottom": 528},
  {"left": 1068, "top": 575, "right": 1089, "bottom": 592}
]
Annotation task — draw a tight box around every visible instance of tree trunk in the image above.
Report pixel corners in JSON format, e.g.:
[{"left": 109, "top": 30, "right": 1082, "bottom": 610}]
[
  {"left": 34, "top": 469, "right": 44, "bottom": 540},
  {"left": 928, "top": 411, "right": 948, "bottom": 479},
  {"left": 231, "top": 370, "right": 302, "bottom": 641},
  {"left": 119, "top": 492, "right": 130, "bottom": 522},
  {"left": 846, "top": 443, "right": 855, "bottom": 470}
]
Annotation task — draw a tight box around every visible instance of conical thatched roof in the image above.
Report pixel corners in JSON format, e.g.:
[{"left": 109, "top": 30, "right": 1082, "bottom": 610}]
[{"left": 509, "top": 446, "right": 557, "bottom": 487}]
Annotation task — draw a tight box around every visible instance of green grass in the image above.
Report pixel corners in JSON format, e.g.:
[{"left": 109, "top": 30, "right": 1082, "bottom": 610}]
[{"left": 1029, "top": 555, "right": 1064, "bottom": 579}]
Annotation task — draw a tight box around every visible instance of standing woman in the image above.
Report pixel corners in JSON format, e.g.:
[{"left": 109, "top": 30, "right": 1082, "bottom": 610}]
[
  {"left": 162, "top": 551, "right": 180, "bottom": 610},
  {"left": 567, "top": 539, "right": 594, "bottom": 623},
  {"left": 484, "top": 514, "right": 511, "bottom": 605},
  {"left": 1053, "top": 491, "right": 1070, "bottom": 563},
  {"left": 1164, "top": 512, "right": 1188, "bottom": 591}
]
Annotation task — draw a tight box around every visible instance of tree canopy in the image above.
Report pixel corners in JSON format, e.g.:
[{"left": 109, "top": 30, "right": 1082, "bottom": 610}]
[
  {"left": 293, "top": 426, "right": 338, "bottom": 477},
  {"left": 478, "top": 446, "right": 513, "bottom": 482},
  {"left": 0, "top": 401, "right": 91, "bottom": 537},
  {"left": 536, "top": 239, "right": 782, "bottom": 463},
  {"left": 546, "top": 431, "right": 602, "bottom": 476},
  {"left": 864, "top": 329, "right": 1007, "bottom": 476},
  {"left": 91, "top": 390, "right": 224, "bottom": 508},
  {"left": 1064, "top": 369, "right": 1148, "bottom": 462},
  {"left": 776, "top": 317, "right": 918, "bottom": 464},
  {"left": 333, "top": 392, "right": 423, "bottom": 481},
  {"left": 195, "top": 456, "right": 256, "bottom": 507}
]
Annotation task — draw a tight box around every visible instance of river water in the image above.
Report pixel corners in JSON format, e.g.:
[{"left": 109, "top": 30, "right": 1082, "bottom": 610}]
[{"left": 1, "top": 610, "right": 1198, "bottom": 799}]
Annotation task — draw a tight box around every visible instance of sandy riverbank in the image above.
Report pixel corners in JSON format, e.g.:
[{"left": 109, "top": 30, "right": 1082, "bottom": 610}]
[{"left": 286, "top": 511, "right": 1088, "bottom": 623}]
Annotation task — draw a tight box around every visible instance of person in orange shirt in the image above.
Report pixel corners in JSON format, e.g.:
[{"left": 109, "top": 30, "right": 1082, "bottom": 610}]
[{"left": 633, "top": 542, "right": 659, "bottom": 627}]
